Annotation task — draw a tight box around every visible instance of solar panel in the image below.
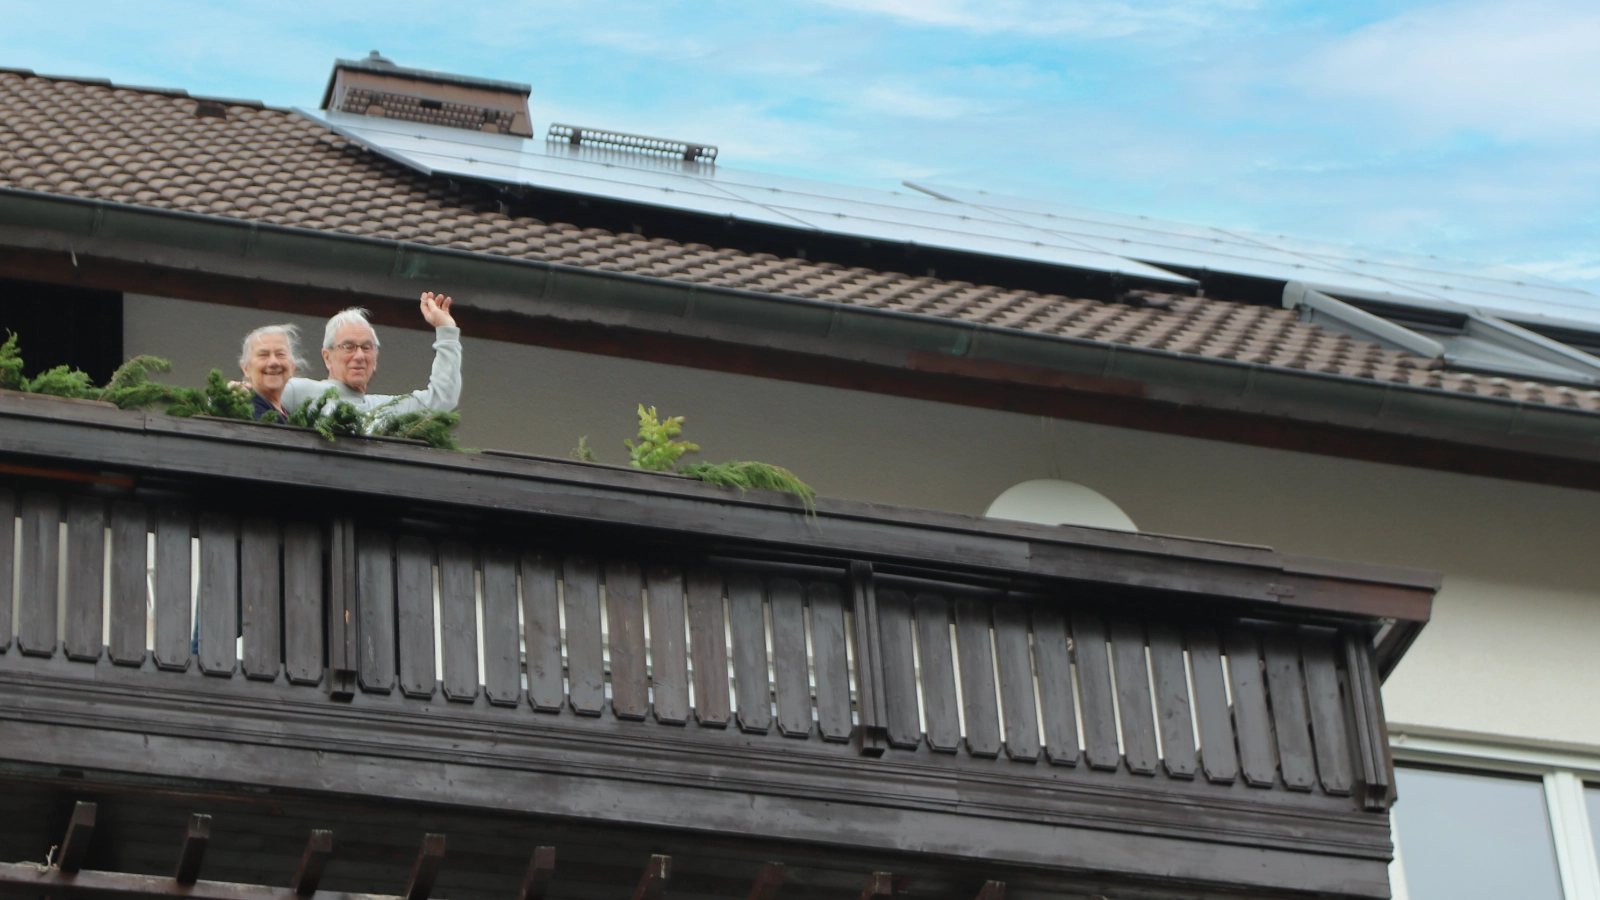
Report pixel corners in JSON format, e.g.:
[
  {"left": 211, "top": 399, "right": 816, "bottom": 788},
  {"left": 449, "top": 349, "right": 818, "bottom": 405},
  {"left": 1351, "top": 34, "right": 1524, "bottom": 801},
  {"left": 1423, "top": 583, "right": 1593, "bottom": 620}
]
[
  {"left": 298, "top": 109, "right": 1196, "bottom": 287},
  {"left": 909, "top": 183, "right": 1600, "bottom": 328},
  {"left": 297, "top": 107, "right": 1600, "bottom": 333}
]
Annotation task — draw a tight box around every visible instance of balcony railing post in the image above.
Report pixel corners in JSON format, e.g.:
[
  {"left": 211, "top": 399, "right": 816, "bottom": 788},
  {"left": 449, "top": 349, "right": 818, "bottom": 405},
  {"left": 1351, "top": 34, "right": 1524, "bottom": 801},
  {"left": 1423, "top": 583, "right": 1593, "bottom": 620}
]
[
  {"left": 327, "top": 517, "right": 358, "bottom": 700},
  {"left": 849, "top": 561, "right": 888, "bottom": 756},
  {"left": 1343, "top": 630, "right": 1395, "bottom": 810}
]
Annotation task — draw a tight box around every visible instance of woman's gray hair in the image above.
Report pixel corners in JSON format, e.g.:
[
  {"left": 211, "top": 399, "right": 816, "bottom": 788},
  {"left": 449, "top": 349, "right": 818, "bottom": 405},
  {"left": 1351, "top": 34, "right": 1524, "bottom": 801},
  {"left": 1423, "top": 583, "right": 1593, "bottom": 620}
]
[
  {"left": 322, "top": 307, "right": 381, "bottom": 350},
  {"left": 238, "top": 324, "right": 306, "bottom": 369}
]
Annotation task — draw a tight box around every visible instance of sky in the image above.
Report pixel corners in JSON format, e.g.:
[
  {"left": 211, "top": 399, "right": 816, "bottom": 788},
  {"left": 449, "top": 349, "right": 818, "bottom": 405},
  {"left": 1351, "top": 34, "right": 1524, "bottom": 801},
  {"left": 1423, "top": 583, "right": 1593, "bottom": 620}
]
[{"left": 3, "top": 0, "right": 1598, "bottom": 298}]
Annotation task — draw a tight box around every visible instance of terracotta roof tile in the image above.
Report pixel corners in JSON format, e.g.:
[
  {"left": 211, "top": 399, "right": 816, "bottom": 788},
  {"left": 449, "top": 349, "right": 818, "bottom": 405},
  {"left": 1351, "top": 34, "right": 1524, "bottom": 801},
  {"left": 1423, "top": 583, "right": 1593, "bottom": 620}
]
[{"left": 1, "top": 70, "right": 1596, "bottom": 413}]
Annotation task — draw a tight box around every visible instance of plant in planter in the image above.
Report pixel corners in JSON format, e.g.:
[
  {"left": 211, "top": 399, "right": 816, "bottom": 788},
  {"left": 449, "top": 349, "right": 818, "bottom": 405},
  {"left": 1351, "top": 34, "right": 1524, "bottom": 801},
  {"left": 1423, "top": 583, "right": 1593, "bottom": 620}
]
[
  {"left": 624, "top": 405, "right": 699, "bottom": 472},
  {"left": 616, "top": 404, "right": 816, "bottom": 514},
  {"left": 2, "top": 331, "right": 461, "bottom": 449},
  {"left": 284, "top": 389, "right": 463, "bottom": 450}
]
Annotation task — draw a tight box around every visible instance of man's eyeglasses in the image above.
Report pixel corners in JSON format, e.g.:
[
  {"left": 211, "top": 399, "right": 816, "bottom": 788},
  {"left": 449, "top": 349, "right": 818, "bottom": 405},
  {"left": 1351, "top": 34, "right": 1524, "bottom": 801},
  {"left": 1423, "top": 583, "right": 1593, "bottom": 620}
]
[{"left": 333, "top": 341, "right": 377, "bottom": 354}]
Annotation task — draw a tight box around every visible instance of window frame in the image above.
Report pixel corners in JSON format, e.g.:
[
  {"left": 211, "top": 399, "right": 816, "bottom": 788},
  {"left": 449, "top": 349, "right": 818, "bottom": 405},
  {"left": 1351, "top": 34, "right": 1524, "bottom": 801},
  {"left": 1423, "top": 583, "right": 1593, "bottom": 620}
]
[{"left": 1390, "top": 731, "right": 1600, "bottom": 900}]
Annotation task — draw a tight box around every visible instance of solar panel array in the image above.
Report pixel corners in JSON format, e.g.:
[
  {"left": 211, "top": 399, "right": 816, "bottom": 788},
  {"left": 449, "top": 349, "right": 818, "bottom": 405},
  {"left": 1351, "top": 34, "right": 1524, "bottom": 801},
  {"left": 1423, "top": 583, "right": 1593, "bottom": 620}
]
[{"left": 298, "top": 108, "right": 1600, "bottom": 332}]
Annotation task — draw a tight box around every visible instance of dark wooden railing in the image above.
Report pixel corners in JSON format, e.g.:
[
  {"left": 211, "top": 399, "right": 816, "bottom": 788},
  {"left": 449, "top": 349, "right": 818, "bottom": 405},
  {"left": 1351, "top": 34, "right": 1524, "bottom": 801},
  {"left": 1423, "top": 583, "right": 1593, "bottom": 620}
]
[{"left": 0, "top": 393, "right": 1436, "bottom": 899}]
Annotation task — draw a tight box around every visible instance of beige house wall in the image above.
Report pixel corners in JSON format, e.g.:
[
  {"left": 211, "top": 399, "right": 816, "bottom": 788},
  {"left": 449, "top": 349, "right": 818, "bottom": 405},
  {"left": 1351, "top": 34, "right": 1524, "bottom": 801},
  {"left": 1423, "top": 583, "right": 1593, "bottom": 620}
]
[{"left": 127, "top": 293, "right": 1600, "bottom": 750}]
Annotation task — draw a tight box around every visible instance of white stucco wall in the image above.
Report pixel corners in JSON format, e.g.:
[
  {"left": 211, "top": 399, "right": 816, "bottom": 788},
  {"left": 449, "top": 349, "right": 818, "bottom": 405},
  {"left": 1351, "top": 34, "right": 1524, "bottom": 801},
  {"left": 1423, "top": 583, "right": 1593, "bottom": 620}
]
[{"left": 126, "top": 294, "right": 1600, "bottom": 750}]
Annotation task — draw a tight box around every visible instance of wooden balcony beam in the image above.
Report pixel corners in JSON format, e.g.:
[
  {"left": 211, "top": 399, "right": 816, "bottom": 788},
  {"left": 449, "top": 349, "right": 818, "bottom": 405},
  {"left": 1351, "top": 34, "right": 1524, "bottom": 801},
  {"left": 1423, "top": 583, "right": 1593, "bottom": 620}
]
[
  {"left": 403, "top": 834, "right": 446, "bottom": 900},
  {"left": 860, "top": 872, "right": 894, "bottom": 900},
  {"left": 518, "top": 846, "right": 556, "bottom": 900},
  {"left": 746, "top": 862, "right": 785, "bottom": 900},
  {"left": 0, "top": 861, "right": 394, "bottom": 900},
  {"left": 291, "top": 830, "right": 333, "bottom": 897},
  {"left": 54, "top": 800, "right": 96, "bottom": 874},
  {"left": 174, "top": 814, "right": 211, "bottom": 886},
  {"left": 631, "top": 855, "right": 670, "bottom": 900}
]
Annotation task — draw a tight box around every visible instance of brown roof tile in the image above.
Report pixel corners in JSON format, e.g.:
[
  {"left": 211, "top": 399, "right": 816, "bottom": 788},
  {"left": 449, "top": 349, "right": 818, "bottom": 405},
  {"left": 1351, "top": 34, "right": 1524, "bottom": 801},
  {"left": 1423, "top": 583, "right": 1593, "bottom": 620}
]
[{"left": 3, "top": 70, "right": 1599, "bottom": 414}]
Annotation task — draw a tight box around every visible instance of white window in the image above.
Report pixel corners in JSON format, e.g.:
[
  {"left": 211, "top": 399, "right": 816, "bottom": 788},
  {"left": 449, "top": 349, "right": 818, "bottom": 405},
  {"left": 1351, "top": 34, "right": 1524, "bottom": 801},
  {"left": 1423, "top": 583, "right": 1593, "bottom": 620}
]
[{"left": 1391, "top": 733, "right": 1600, "bottom": 900}]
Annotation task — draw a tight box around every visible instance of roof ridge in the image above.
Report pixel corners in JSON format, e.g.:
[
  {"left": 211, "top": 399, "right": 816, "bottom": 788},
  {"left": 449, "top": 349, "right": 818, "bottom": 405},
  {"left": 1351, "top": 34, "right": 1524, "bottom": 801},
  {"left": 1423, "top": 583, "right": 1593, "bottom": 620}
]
[{"left": 0, "top": 66, "right": 278, "bottom": 111}]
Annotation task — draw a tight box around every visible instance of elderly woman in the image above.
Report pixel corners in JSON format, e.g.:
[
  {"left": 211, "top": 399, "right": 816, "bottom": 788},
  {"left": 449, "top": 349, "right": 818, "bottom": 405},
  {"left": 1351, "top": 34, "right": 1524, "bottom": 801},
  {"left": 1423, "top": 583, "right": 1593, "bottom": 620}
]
[{"left": 238, "top": 324, "right": 303, "bottom": 419}]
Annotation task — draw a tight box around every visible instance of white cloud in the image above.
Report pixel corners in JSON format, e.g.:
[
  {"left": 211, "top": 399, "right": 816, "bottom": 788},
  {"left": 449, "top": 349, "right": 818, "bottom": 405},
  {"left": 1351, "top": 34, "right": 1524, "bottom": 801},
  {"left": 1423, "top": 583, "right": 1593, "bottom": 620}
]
[
  {"left": 1292, "top": 0, "right": 1600, "bottom": 139},
  {"left": 809, "top": 0, "right": 1261, "bottom": 39}
]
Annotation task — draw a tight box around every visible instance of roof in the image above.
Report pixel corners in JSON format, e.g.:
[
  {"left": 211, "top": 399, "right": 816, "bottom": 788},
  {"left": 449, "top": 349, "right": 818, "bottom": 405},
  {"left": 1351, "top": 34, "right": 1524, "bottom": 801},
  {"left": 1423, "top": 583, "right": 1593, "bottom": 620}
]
[{"left": 2, "top": 68, "right": 1598, "bottom": 414}]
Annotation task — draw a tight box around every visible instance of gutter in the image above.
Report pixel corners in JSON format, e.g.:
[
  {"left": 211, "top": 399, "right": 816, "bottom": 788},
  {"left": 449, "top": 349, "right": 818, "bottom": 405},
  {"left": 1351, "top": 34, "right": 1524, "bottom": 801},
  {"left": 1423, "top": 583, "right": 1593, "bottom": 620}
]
[{"left": 0, "top": 185, "right": 1597, "bottom": 464}]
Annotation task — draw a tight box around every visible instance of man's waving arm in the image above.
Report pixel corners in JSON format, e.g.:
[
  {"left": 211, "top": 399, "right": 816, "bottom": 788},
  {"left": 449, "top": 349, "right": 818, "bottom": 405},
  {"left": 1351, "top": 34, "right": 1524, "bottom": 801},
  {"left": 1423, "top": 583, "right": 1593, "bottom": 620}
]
[{"left": 406, "top": 292, "right": 462, "bottom": 413}]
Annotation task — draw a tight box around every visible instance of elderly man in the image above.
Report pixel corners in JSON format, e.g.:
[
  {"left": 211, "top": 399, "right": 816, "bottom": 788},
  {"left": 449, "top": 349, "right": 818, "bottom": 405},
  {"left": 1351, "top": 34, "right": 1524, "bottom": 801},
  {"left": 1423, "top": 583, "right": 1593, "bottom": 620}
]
[
  {"left": 238, "top": 324, "right": 302, "bottom": 419},
  {"left": 280, "top": 292, "right": 461, "bottom": 424}
]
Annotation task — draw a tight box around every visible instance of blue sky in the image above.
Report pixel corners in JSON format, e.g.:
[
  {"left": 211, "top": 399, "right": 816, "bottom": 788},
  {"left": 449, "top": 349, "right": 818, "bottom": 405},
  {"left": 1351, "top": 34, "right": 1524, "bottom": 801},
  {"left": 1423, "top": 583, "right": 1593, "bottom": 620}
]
[{"left": 4, "top": 0, "right": 1598, "bottom": 296}]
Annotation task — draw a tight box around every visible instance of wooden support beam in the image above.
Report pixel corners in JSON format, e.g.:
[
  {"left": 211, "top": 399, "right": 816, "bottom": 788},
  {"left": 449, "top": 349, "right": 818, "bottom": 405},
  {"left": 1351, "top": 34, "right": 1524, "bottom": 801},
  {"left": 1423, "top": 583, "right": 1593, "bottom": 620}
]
[
  {"left": 859, "top": 872, "right": 894, "bottom": 900},
  {"left": 403, "top": 835, "right": 446, "bottom": 900},
  {"left": 973, "top": 882, "right": 1005, "bottom": 900},
  {"left": 175, "top": 815, "right": 211, "bottom": 886},
  {"left": 0, "top": 860, "right": 396, "bottom": 900},
  {"left": 291, "top": 830, "right": 333, "bottom": 897},
  {"left": 745, "top": 863, "right": 784, "bottom": 900},
  {"left": 630, "top": 855, "right": 670, "bottom": 900},
  {"left": 517, "top": 846, "right": 555, "bottom": 900},
  {"left": 54, "top": 801, "right": 96, "bottom": 874}
]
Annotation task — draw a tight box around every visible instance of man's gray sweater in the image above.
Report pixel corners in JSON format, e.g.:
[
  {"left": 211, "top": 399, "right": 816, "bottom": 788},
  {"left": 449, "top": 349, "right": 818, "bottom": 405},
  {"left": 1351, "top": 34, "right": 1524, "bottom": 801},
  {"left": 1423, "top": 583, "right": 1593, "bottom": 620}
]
[{"left": 280, "top": 326, "right": 462, "bottom": 427}]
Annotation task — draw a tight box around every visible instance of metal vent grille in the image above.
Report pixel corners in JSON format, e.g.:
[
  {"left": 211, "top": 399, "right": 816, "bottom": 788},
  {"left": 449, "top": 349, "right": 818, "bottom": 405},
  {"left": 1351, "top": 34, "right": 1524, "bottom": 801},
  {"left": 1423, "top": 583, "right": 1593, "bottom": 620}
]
[
  {"left": 548, "top": 123, "right": 717, "bottom": 162},
  {"left": 339, "top": 87, "right": 522, "bottom": 135}
]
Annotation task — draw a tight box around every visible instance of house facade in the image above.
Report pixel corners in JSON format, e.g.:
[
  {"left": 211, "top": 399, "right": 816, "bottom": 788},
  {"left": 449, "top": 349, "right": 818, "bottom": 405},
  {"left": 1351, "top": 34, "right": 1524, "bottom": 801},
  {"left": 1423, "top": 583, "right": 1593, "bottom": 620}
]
[{"left": 2, "top": 56, "right": 1598, "bottom": 899}]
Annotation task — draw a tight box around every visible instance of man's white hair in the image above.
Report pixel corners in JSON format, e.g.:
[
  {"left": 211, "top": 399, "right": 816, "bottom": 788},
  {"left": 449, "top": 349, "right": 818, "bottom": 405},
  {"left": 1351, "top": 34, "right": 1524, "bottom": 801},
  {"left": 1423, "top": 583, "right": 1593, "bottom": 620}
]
[
  {"left": 238, "top": 324, "right": 306, "bottom": 369},
  {"left": 323, "top": 307, "right": 381, "bottom": 350}
]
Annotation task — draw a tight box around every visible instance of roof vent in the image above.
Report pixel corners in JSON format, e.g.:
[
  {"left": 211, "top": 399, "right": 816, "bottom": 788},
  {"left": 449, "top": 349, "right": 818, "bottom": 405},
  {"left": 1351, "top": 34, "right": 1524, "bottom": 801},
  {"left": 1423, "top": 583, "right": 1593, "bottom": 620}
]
[
  {"left": 548, "top": 123, "right": 717, "bottom": 163},
  {"left": 319, "top": 53, "right": 533, "bottom": 137}
]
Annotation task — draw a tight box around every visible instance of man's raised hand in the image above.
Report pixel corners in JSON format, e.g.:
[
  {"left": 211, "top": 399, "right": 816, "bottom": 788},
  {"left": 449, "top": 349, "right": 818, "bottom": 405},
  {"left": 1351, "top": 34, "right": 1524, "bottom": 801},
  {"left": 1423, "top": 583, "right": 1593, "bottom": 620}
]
[{"left": 420, "top": 292, "right": 456, "bottom": 329}]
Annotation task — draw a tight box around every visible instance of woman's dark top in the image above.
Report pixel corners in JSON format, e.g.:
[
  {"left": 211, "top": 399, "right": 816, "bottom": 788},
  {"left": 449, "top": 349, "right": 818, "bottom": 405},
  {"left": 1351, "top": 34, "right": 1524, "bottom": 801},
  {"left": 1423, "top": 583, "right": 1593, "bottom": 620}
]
[{"left": 251, "top": 392, "right": 285, "bottom": 421}]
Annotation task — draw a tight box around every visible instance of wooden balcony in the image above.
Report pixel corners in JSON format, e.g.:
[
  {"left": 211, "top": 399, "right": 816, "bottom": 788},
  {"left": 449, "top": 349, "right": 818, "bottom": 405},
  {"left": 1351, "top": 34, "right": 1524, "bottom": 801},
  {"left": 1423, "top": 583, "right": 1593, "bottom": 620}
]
[{"left": 0, "top": 392, "right": 1437, "bottom": 900}]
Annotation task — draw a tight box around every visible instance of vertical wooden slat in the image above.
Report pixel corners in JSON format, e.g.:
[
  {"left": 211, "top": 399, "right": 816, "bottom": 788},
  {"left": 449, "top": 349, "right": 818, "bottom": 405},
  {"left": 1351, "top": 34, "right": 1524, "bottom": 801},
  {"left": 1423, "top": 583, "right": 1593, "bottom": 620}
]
[
  {"left": 522, "top": 551, "right": 563, "bottom": 713},
  {"left": 327, "top": 518, "right": 357, "bottom": 683},
  {"left": 768, "top": 578, "right": 810, "bottom": 738},
  {"left": 954, "top": 598, "right": 1000, "bottom": 758},
  {"left": 1109, "top": 618, "right": 1157, "bottom": 775},
  {"left": 848, "top": 562, "right": 887, "bottom": 756},
  {"left": 992, "top": 601, "right": 1039, "bottom": 762},
  {"left": 808, "top": 581, "right": 851, "bottom": 742},
  {"left": 439, "top": 541, "right": 479, "bottom": 702},
  {"left": 1070, "top": 612, "right": 1120, "bottom": 771},
  {"left": 646, "top": 565, "right": 689, "bottom": 725},
  {"left": 875, "top": 588, "right": 921, "bottom": 750},
  {"left": 605, "top": 560, "right": 648, "bottom": 720},
  {"left": 282, "top": 522, "right": 322, "bottom": 685},
  {"left": 108, "top": 501, "right": 147, "bottom": 666},
  {"left": 240, "top": 517, "right": 281, "bottom": 681},
  {"left": 355, "top": 530, "right": 395, "bottom": 693},
  {"left": 1262, "top": 631, "right": 1316, "bottom": 791},
  {"left": 1146, "top": 621, "right": 1197, "bottom": 779},
  {"left": 64, "top": 496, "right": 106, "bottom": 661},
  {"left": 153, "top": 507, "right": 192, "bottom": 670},
  {"left": 481, "top": 548, "right": 522, "bottom": 707},
  {"left": 1186, "top": 626, "right": 1237, "bottom": 784},
  {"left": 686, "top": 566, "right": 729, "bottom": 727},
  {"left": 913, "top": 594, "right": 960, "bottom": 753},
  {"left": 1302, "top": 636, "right": 1353, "bottom": 795},
  {"left": 395, "top": 536, "right": 436, "bottom": 698},
  {"left": 17, "top": 491, "right": 60, "bottom": 657},
  {"left": 196, "top": 512, "right": 238, "bottom": 677},
  {"left": 562, "top": 555, "right": 604, "bottom": 715},
  {"left": 0, "top": 487, "right": 13, "bottom": 653},
  {"left": 1344, "top": 632, "right": 1394, "bottom": 809},
  {"left": 1030, "top": 606, "right": 1079, "bottom": 766},
  {"left": 1225, "top": 629, "right": 1277, "bottom": 788},
  {"left": 727, "top": 572, "right": 772, "bottom": 734}
]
